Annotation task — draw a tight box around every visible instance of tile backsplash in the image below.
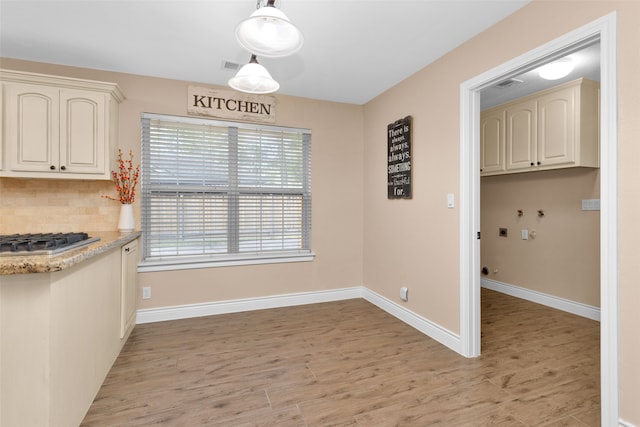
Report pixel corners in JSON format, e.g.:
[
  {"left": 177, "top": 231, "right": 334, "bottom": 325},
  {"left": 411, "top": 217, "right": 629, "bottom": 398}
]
[{"left": 0, "top": 178, "right": 137, "bottom": 234}]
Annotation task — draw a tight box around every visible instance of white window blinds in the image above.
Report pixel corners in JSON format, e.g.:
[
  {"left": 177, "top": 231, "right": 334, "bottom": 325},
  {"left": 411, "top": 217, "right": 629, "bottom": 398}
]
[{"left": 140, "top": 113, "right": 311, "bottom": 267}]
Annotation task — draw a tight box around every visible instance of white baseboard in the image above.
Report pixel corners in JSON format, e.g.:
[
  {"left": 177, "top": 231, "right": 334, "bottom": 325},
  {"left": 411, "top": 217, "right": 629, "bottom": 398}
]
[
  {"left": 481, "top": 278, "right": 600, "bottom": 321},
  {"left": 361, "top": 288, "right": 462, "bottom": 354},
  {"left": 620, "top": 420, "right": 638, "bottom": 427},
  {"left": 135, "top": 286, "right": 462, "bottom": 355},
  {"left": 136, "top": 287, "right": 363, "bottom": 324}
]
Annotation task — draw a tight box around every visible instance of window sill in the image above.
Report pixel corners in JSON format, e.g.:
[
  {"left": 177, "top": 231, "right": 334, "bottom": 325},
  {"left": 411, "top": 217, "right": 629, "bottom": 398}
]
[{"left": 137, "top": 252, "right": 315, "bottom": 273}]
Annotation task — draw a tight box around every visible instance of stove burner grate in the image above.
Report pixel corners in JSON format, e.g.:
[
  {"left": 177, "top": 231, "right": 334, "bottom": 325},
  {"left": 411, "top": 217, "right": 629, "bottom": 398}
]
[{"left": 0, "top": 232, "right": 99, "bottom": 255}]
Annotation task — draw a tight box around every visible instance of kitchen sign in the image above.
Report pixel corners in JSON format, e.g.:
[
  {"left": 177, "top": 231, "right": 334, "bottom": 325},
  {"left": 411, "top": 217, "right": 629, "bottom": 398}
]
[
  {"left": 387, "top": 116, "right": 412, "bottom": 199},
  {"left": 187, "top": 86, "right": 276, "bottom": 124}
]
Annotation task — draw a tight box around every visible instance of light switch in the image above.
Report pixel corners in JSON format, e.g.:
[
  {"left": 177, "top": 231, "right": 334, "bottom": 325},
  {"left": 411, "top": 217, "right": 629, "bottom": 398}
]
[
  {"left": 521, "top": 229, "right": 529, "bottom": 240},
  {"left": 447, "top": 193, "right": 455, "bottom": 208}
]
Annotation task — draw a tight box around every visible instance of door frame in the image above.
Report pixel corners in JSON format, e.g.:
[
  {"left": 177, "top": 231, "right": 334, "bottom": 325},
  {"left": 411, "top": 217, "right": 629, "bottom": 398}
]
[{"left": 459, "top": 12, "right": 618, "bottom": 426}]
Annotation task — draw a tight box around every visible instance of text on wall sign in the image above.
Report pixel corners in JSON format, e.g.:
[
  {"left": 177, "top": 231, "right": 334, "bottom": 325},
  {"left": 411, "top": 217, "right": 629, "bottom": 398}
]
[
  {"left": 387, "top": 116, "right": 412, "bottom": 199},
  {"left": 187, "top": 86, "right": 276, "bottom": 124}
]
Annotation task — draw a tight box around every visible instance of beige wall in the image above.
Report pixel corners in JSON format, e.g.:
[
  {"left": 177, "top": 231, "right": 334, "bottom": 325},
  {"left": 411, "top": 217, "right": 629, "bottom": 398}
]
[
  {"left": 363, "top": 1, "right": 639, "bottom": 424},
  {"left": 481, "top": 168, "right": 600, "bottom": 306},
  {"left": 0, "top": 58, "right": 365, "bottom": 309}
]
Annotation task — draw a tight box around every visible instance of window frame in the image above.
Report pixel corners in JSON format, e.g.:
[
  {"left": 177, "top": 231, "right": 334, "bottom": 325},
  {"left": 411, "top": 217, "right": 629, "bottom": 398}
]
[{"left": 138, "top": 113, "right": 314, "bottom": 273}]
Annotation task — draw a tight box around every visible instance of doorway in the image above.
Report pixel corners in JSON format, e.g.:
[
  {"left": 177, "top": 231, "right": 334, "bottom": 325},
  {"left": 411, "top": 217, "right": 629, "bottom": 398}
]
[
  {"left": 479, "top": 41, "right": 601, "bottom": 318},
  {"left": 459, "top": 12, "right": 618, "bottom": 426}
]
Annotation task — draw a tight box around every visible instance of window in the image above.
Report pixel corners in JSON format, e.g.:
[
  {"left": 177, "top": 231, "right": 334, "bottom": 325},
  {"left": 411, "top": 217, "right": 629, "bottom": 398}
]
[{"left": 139, "top": 113, "right": 312, "bottom": 271}]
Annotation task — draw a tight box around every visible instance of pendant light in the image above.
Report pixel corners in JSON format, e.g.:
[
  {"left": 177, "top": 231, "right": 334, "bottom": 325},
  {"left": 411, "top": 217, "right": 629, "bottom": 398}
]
[
  {"left": 228, "top": 54, "right": 280, "bottom": 94},
  {"left": 538, "top": 58, "right": 575, "bottom": 80},
  {"left": 235, "top": 0, "right": 303, "bottom": 58}
]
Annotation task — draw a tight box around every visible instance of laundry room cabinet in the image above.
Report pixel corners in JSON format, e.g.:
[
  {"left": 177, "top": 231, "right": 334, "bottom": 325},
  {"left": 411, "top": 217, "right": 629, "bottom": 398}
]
[
  {"left": 480, "top": 108, "right": 506, "bottom": 174},
  {"left": 0, "top": 69, "right": 125, "bottom": 180},
  {"left": 480, "top": 78, "right": 599, "bottom": 176},
  {"left": 505, "top": 98, "right": 537, "bottom": 172}
]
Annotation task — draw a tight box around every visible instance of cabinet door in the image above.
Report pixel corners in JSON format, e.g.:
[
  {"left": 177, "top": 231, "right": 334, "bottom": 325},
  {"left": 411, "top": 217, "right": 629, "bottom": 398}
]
[
  {"left": 506, "top": 99, "right": 537, "bottom": 171},
  {"left": 60, "top": 90, "right": 107, "bottom": 174},
  {"left": 4, "top": 83, "right": 60, "bottom": 172},
  {"left": 537, "top": 85, "right": 576, "bottom": 167},
  {"left": 120, "top": 240, "right": 138, "bottom": 338},
  {"left": 480, "top": 109, "right": 505, "bottom": 175}
]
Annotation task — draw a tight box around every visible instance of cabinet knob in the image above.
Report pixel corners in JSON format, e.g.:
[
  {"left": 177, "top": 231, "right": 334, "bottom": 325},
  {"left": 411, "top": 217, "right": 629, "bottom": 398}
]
[
  {"left": 530, "top": 162, "right": 534, "bottom": 166},
  {"left": 50, "top": 165, "right": 56, "bottom": 170},
  {"left": 60, "top": 165, "right": 66, "bottom": 171},
  {"left": 125, "top": 247, "right": 130, "bottom": 253},
  {"left": 537, "top": 161, "right": 541, "bottom": 165}
]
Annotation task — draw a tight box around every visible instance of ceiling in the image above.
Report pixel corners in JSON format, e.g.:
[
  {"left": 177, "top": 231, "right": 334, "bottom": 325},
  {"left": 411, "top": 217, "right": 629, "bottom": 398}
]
[
  {"left": 0, "top": 0, "right": 599, "bottom": 108},
  {"left": 481, "top": 41, "right": 601, "bottom": 110},
  {"left": 1, "top": 0, "right": 539, "bottom": 105}
]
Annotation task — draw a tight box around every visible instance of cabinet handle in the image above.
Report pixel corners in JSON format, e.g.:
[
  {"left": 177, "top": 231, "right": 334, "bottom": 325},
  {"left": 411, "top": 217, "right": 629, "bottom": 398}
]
[
  {"left": 530, "top": 162, "right": 534, "bottom": 166},
  {"left": 537, "top": 161, "right": 541, "bottom": 165},
  {"left": 125, "top": 247, "right": 130, "bottom": 253},
  {"left": 60, "top": 165, "right": 66, "bottom": 171},
  {"left": 50, "top": 165, "right": 56, "bottom": 170}
]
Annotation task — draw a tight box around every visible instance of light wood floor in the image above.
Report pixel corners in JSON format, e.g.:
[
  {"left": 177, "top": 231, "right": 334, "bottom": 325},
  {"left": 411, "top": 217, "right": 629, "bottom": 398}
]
[{"left": 81, "top": 289, "right": 600, "bottom": 426}]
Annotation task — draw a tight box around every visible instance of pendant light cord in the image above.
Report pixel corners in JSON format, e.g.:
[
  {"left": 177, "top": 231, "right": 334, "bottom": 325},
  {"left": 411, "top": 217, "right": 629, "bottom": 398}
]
[{"left": 256, "top": 0, "right": 276, "bottom": 10}]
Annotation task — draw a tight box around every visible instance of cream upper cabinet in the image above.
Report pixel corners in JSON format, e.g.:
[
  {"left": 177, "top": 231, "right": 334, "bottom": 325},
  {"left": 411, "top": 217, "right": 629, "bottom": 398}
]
[
  {"left": 538, "top": 84, "right": 581, "bottom": 167},
  {"left": 480, "top": 78, "right": 599, "bottom": 176},
  {"left": 4, "top": 83, "right": 60, "bottom": 173},
  {"left": 480, "top": 108, "right": 505, "bottom": 174},
  {"left": 0, "top": 69, "right": 125, "bottom": 180},
  {"left": 506, "top": 99, "right": 537, "bottom": 171},
  {"left": 60, "top": 89, "right": 108, "bottom": 174}
]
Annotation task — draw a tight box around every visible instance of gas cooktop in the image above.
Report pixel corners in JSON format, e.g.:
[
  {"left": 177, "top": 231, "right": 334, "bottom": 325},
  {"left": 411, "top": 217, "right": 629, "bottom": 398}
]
[{"left": 0, "top": 233, "right": 100, "bottom": 256}]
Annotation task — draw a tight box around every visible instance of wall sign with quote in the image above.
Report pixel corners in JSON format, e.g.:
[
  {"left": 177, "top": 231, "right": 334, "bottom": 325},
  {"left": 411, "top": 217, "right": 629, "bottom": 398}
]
[
  {"left": 387, "top": 116, "right": 412, "bottom": 199},
  {"left": 187, "top": 86, "right": 276, "bottom": 124}
]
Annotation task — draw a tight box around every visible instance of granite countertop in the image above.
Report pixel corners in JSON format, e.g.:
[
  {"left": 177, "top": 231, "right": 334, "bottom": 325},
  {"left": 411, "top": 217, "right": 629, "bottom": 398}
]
[{"left": 0, "top": 231, "right": 141, "bottom": 275}]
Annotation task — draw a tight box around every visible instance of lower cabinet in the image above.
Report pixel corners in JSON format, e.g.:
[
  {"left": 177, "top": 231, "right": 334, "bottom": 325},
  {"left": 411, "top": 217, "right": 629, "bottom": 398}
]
[
  {"left": 121, "top": 239, "right": 138, "bottom": 338},
  {"left": 0, "top": 239, "right": 139, "bottom": 427}
]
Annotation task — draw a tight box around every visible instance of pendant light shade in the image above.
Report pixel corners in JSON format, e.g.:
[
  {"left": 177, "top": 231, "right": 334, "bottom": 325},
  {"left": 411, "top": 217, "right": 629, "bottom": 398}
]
[
  {"left": 235, "top": 0, "right": 303, "bottom": 58},
  {"left": 538, "top": 58, "right": 575, "bottom": 80},
  {"left": 228, "top": 54, "right": 280, "bottom": 94}
]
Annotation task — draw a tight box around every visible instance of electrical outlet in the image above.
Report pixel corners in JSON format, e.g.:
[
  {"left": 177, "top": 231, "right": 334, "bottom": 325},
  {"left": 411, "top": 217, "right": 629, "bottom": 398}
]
[{"left": 142, "top": 287, "right": 151, "bottom": 300}]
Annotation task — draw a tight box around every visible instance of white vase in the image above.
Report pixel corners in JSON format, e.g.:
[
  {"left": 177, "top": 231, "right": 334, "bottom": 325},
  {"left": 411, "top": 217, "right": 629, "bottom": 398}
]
[{"left": 118, "top": 204, "right": 135, "bottom": 233}]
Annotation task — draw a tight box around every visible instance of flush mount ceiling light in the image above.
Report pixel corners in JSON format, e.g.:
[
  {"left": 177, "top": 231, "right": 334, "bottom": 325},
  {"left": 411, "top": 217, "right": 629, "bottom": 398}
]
[
  {"left": 228, "top": 54, "right": 280, "bottom": 94},
  {"left": 235, "top": 0, "right": 303, "bottom": 58},
  {"left": 537, "top": 58, "right": 575, "bottom": 80}
]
